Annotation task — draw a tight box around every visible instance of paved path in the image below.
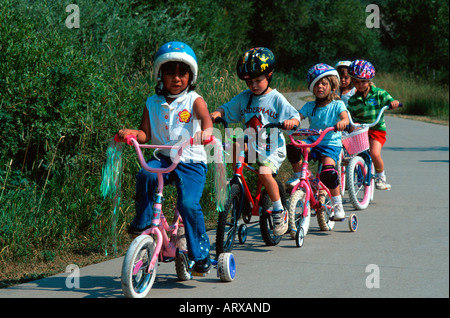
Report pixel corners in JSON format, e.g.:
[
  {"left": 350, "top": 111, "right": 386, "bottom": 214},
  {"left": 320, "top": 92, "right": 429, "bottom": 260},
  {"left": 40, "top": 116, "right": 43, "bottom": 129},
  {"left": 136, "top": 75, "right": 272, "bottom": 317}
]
[{"left": 1, "top": 92, "right": 448, "bottom": 299}]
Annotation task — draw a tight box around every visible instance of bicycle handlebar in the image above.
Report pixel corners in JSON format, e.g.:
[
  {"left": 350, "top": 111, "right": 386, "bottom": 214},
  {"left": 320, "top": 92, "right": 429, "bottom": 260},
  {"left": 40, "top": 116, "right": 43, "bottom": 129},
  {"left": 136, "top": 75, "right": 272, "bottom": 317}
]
[
  {"left": 263, "top": 122, "right": 298, "bottom": 131},
  {"left": 347, "top": 103, "right": 403, "bottom": 129},
  {"left": 113, "top": 134, "right": 215, "bottom": 174},
  {"left": 288, "top": 126, "right": 338, "bottom": 149}
]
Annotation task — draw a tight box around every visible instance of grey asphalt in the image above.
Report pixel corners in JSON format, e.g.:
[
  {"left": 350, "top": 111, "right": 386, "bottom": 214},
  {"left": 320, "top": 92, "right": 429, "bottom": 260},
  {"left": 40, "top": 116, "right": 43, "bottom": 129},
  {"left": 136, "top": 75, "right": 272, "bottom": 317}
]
[{"left": 1, "top": 92, "right": 448, "bottom": 298}]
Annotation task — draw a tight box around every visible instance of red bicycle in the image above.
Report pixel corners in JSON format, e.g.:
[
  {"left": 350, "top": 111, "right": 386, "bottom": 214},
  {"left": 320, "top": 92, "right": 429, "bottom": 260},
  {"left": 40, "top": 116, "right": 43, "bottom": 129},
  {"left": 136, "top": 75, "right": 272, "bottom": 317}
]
[{"left": 214, "top": 118, "right": 287, "bottom": 255}]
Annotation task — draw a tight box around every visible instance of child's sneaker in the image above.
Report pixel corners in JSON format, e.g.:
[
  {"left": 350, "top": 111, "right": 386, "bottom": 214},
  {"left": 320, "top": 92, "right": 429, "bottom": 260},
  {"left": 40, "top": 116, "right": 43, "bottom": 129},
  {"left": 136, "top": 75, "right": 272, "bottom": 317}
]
[
  {"left": 375, "top": 176, "right": 391, "bottom": 190},
  {"left": 272, "top": 209, "right": 288, "bottom": 235},
  {"left": 333, "top": 203, "right": 345, "bottom": 220}
]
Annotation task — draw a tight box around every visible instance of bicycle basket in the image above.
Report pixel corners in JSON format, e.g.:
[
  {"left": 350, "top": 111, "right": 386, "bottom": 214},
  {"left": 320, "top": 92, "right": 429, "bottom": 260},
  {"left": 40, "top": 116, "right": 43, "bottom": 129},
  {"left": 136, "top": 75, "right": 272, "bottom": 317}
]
[{"left": 341, "top": 127, "right": 369, "bottom": 155}]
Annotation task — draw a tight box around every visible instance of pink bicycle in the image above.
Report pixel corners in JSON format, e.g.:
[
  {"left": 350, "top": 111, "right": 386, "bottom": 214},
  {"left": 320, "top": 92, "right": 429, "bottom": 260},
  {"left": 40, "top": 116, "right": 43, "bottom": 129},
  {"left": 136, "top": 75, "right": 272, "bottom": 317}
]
[
  {"left": 286, "top": 127, "right": 358, "bottom": 248},
  {"left": 115, "top": 134, "right": 235, "bottom": 298}
]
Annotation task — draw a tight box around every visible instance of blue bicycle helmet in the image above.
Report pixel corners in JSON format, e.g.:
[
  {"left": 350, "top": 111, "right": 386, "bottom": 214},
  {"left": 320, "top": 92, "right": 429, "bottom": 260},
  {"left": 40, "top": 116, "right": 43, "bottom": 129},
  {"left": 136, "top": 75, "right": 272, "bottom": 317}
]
[{"left": 154, "top": 41, "right": 198, "bottom": 85}]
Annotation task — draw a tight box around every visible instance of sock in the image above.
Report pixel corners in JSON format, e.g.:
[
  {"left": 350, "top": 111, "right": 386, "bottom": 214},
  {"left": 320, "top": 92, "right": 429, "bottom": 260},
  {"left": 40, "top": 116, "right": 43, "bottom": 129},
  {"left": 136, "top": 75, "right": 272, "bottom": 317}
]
[
  {"left": 331, "top": 195, "right": 342, "bottom": 206},
  {"left": 272, "top": 199, "right": 283, "bottom": 211},
  {"left": 375, "top": 171, "right": 385, "bottom": 178}
]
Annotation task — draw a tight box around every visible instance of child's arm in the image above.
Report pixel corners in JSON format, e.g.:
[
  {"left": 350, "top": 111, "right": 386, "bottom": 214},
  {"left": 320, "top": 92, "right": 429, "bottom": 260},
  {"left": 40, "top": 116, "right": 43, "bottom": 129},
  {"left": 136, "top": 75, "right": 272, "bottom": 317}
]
[
  {"left": 117, "top": 106, "right": 151, "bottom": 144},
  {"left": 336, "top": 110, "right": 349, "bottom": 131},
  {"left": 193, "top": 97, "right": 213, "bottom": 144}
]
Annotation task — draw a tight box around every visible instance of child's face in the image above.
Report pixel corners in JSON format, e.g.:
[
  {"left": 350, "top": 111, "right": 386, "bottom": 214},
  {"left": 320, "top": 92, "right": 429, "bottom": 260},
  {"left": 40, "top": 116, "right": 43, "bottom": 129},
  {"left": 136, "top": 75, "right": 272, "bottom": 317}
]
[
  {"left": 313, "top": 78, "right": 332, "bottom": 99},
  {"left": 353, "top": 79, "right": 371, "bottom": 94},
  {"left": 245, "top": 74, "right": 269, "bottom": 95},
  {"left": 162, "top": 64, "right": 190, "bottom": 95},
  {"left": 338, "top": 69, "right": 351, "bottom": 89}
]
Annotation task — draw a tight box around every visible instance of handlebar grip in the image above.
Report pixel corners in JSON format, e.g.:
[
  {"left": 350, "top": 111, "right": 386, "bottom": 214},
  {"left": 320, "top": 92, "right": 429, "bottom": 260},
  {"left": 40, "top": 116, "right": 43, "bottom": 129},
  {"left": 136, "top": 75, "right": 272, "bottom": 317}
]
[
  {"left": 189, "top": 135, "right": 216, "bottom": 145},
  {"left": 114, "top": 134, "right": 136, "bottom": 145},
  {"left": 214, "top": 117, "right": 229, "bottom": 128},
  {"left": 389, "top": 103, "right": 403, "bottom": 109}
]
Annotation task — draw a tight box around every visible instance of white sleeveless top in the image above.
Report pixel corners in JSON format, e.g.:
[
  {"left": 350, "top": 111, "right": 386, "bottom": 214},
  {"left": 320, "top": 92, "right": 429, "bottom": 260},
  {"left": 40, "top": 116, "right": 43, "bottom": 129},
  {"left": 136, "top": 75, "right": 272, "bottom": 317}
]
[{"left": 146, "top": 91, "right": 207, "bottom": 163}]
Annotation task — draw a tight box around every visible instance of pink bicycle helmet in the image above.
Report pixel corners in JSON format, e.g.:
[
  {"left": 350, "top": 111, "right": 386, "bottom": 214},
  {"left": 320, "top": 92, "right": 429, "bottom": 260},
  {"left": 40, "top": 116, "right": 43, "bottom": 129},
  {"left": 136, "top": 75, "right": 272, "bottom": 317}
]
[
  {"left": 306, "top": 63, "right": 340, "bottom": 92},
  {"left": 348, "top": 59, "right": 376, "bottom": 80}
]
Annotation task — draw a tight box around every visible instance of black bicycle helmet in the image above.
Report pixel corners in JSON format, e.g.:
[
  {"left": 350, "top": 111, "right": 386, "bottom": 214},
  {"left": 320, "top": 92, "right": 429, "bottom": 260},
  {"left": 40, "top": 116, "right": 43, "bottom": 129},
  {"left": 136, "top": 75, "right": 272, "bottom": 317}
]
[{"left": 236, "top": 47, "right": 275, "bottom": 80}]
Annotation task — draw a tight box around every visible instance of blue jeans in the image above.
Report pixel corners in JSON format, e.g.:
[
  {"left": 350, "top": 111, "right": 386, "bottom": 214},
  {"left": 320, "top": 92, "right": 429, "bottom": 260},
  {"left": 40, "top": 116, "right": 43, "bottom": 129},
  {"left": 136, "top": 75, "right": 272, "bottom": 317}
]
[{"left": 131, "top": 154, "right": 210, "bottom": 261}]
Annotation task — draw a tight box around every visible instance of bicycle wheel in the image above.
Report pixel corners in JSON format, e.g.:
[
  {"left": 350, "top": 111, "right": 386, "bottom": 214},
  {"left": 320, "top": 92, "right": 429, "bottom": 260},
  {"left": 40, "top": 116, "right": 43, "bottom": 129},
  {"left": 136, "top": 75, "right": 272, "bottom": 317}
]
[
  {"left": 216, "top": 184, "right": 241, "bottom": 255},
  {"left": 259, "top": 179, "right": 285, "bottom": 246},
  {"left": 121, "top": 235, "right": 158, "bottom": 298},
  {"left": 288, "top": 187, "right": 310, "bottom": 240},
  {"left": 217, "top": 252, "right": 236, "bottom": 282},
  {"left": 347, "top": 156, "right": 371, "bottom": 210},
  {"left": 316, "top": 190, "right": 336, "bottom": 231}
]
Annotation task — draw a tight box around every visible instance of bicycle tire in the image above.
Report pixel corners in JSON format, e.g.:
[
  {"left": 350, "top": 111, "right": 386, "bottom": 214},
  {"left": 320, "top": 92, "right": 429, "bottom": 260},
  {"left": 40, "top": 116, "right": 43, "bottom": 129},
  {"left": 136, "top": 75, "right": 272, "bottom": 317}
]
[
  {"left": 259, "top": 179, "right": 285, "bottom": 246},
  {"left": 316, "top": 190, "right": 336, "bottom": 231},
  {"left": 337, "top": 151, "right": 346, "bottom": 196},
  {"left": 216, "top": 184, "right": 241, "bottom": 255},
  {"left": 217, "top": 252, "right": 236, "bottom": 282},
  {"left": 288, "top": 188, "right": 310, "bottom": 239},
  {"left": 121, "top": 235, "right": 158, "bottom": 298},
  {"left": 346, "top": 156, "right": 371, "bottom": 210}
]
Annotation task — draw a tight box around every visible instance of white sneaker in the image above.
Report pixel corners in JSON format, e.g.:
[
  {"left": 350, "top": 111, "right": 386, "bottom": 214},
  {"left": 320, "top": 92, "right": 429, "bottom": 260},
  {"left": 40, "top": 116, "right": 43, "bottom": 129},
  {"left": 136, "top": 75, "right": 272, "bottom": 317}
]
[
  {"left": 375, "top": 177, "right": 391, "bottom": 190},
  {"left": 286, "top": 177, "right": 300, "bottom": 188},
  {"left": 333, "top": 203, "right": 345, "bottom": 220},
  {"left": 272, "top": 210, "right": 289, "bottom": 235}
]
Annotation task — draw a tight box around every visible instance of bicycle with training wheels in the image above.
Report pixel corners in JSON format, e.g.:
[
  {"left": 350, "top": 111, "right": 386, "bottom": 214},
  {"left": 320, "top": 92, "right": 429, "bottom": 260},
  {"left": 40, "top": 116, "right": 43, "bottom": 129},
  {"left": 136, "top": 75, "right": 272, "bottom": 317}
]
[
  {"left": 115, "top": 134, "right": 236, "bottom": 298},
  {"left": 213, "top": 118, "right": 287, "bottom": 255},
  {"left": 286, "top": 126, "right": 358, "bottom": 248},
  {"left": 342, "top": 104, "right": 402, "bottom": 210}
]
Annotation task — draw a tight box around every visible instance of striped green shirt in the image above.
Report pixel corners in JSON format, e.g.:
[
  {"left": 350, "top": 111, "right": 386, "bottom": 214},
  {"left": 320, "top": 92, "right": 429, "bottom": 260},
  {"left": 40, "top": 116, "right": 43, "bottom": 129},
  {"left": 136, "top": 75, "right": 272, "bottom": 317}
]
[{"left": 347, "top": 86, "right": 394, "bottom": 131}]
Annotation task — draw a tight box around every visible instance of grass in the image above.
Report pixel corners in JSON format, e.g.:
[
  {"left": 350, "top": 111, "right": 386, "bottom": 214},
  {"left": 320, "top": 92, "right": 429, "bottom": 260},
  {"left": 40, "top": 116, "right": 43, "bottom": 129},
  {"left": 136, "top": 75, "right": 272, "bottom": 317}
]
[{"left": 374, "top": 73, "right": 449, "bottom": 120}]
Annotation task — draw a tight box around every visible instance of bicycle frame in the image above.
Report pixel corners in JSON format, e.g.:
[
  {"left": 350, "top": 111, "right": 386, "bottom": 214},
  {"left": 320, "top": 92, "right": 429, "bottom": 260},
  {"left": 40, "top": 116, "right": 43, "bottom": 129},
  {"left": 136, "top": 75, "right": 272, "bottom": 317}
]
[
  {"left": 231, "top": 150, "right": 266, "bottom": 219},
  {"left": 288, "top": 127, "right": 337, "bottom": 218}
]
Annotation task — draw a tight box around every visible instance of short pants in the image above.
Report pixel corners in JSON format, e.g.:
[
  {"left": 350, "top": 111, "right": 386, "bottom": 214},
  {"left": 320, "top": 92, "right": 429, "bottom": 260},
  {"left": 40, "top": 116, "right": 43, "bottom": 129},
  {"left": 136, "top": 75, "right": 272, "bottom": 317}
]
[{"left": 368, "top": 129, "right": 387, "bottom": 147}]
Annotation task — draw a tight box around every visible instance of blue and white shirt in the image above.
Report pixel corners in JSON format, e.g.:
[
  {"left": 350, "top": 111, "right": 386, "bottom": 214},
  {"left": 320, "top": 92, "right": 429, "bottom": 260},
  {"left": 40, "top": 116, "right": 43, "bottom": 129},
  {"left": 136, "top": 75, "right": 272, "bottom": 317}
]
[{"left": 219, "top": 89, "right": 300, "bottom": 169}]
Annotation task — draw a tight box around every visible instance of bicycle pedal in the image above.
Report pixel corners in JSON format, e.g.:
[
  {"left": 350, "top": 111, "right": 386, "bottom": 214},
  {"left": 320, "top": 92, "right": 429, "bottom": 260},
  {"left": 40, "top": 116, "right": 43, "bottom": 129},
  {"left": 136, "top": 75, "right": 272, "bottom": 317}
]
[
  {"left": 329, "top": 217, "right": 346, "bottom": 222},
  {"left": 191, "top": 270, "right": 210, "bottom": 277}
]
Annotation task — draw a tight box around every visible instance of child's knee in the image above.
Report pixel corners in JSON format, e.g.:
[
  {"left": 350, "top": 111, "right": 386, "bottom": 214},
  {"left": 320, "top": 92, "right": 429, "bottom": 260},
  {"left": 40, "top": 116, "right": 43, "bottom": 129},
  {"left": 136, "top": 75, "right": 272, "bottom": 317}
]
[{"left": 320, "top": 164, "right": 339, "bottom": 190}]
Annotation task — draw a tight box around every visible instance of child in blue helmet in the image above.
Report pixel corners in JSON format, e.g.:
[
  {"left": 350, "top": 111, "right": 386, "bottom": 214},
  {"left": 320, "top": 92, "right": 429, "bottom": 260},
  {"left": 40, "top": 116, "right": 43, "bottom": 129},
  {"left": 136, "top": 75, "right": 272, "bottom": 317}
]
[
  {"left": 286, "top": 63, "right": 349, "bottom": 220},
  {"left": 117, "top": 41, "right": 213, "bottom": 273},
  {"left": 210, "top": 47, "right": 300, "bottom": 236}
]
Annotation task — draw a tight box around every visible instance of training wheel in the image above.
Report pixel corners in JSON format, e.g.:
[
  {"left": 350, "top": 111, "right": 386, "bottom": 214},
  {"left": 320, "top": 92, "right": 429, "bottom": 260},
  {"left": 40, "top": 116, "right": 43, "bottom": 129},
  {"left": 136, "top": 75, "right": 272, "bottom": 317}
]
[
  {"left": 217, "top": 252, "right": 236, "bottom": 282},
  {"left": 238, "top": 224, "right": 247, "bottom": 244},
  {"left": 296, "top": 227, "right": 305, "bottom": 248},
  {"left": 348, "top": 214, "right": 358, "bottom": 232}
]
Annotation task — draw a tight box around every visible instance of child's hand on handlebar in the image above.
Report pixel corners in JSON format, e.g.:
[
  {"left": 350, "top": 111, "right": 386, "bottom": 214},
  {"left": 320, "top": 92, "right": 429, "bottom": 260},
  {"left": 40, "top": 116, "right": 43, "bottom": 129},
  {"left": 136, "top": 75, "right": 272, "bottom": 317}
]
[
  {"left": 335, "top": 119, "right": 348, "bottom": 131},
  {"left": 210, "top": 111, "right": 223, "bottom": 123},
  {"left": 283, "top": 119, "right": 300, "bottom": 131},
  {"left": 390, "top": 100, "right": 400, "bottom": 109},
  {"left": 117, "top": 129, "right": 137, "bottom": 141},
  {"left": 193, "top": 128, "right": 213, "bottom": 145}
]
